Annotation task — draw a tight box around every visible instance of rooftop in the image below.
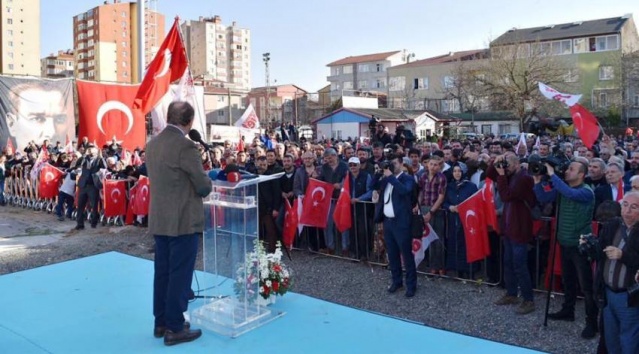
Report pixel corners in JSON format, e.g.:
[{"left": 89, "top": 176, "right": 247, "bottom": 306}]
[
  {"left": 392, "top": 49, "right": 489, "bottom": 69},
  {"left": 491, "top": 15, "right": 632, "bottom": 46},
  {"left": 327, "top": 50, "right": 401, "bottom": 67}
]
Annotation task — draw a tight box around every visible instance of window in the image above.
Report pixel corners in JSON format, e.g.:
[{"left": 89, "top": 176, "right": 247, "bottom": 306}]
[
  {"left": 588, "top": 35, "right": 619, "bottom": 52},
  {"left": 481, "top": 125, "right": 492, "bottom": 135},
  {"left": 564, "top": 69, "right": 579, "bottom": 83},
  {"left": 122, "top": 61, "right": 127, "bottom": 67},
  {"left": 6, "top": 29, "right": 11, "bottom": 36},
  {"left": 6, "top": 18, "right": 11, "bottom": 24},
  {"left": 376, "top": 63, "right": 383, "bottom": 72},
  {"left": 498, "top": 124, "right": 511, "bottom": 134},
  {"left": 413, "top": 77, "right": 428, "bottom": 90},
  {"left": 634, "top": 95, "right": 639, "bottom": 107},
  {"left": 389, "top": 76, "right": 406, "bottom": 91},
  {"left": 87, "top": 19, "right": 93, "bottom": 27},
  {"left": 358, "top": 80, "right": 368, "bottom": 89},
  {"left": 7, "top": 52, "right": 12, "bottom": 58},
  {"left": 599, "top": 66, "right": 614, "bottom": 80},
  {"left": 236, "top": 44, "right": 242, "bottom": 50},
  {"left": 332, "top": 130, "right": 342, "bottom": 140},
  {"left": 122, "top": 11, "right": 126, "bottom": 17},
  {"left": 343, "top": 65, "right": 352, "bottom": 74},
  {"left": 122, "top": 41, "right": 127, "bottom": 47},
  {"left": 122, "top": 31, "right": 127, "bottom": 37},
  {"left": 8, "top": 64, "right": 13, "bottom": 70},
  {"left": 375, "top": 79, "right": 386, "bottom": 88},
  {"left": 574, "top": 38, "right": 588, "bottom": 53},
  {"left": 7, "top": 41, "right": 12, "bottom": 47},
  {"left": 443, "top": 76, "right": 455, "bottom": 88},
  {"left": 599, "top": 93, "right": 608, "bottom": 108},
  {"left": 331, "top": 67, "right": 340, "bottom": 76},
  {"left": 121, "top": 51, "right": 126, "bottom": 57},
  {"left": 217, "top": 110, "right": 225, "bottom": 117},
  {"left": 217, "top": 96, "right": 225, "bottom": 102},
  {"left": 358, "top": 64, "right": 369, "bottom": 72},
  {"left": 6, "top": 6, "right": 11, "bottom": 13},
  {"left": 123, "top": 71, "right": 128, "bottom": 77},
  {"left": 87, "top": 39, "right": 94, "bottom": 46},
  {"left": 343, "top": 81, "right": 353, "bottom": 90},
  {"left": 121, "top": 21, "right": 126, "bottom": 28}
]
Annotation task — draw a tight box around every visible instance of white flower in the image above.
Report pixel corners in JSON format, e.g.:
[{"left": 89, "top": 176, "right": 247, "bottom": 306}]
[{"left": 265, "top": 280, "right": 272, "bottom": 287}]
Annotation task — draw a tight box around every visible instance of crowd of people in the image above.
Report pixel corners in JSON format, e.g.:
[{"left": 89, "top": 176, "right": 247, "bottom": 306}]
[{"left": 2, "top": 121, "right": 639, "bottom": 352}]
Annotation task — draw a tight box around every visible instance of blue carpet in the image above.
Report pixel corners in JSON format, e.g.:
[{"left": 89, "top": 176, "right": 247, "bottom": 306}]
[{"left": 0, "top": 252, "right": 543, "bottom": 353}]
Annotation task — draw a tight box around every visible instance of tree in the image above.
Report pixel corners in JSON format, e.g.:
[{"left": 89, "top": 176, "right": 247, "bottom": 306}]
[
  {"left": 440, "top": 61, "right": 489, "bottom": 130},
  {"left": 477, "top": 38, "right": 570, "bottom": 131}
]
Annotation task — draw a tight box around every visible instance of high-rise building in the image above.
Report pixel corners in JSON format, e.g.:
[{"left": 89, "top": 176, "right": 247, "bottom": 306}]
[
  {"left": 72, "top": 0, "right": 165, "bottom": 83},
  {"left": 0, "top": 0, "right": 40, "bottom": 76},
  {"left": 181, "top": 16, "right": 251, "bottom": 92},
  {"left": 40, "top": 50, "right": 75, "bottom": 78}
]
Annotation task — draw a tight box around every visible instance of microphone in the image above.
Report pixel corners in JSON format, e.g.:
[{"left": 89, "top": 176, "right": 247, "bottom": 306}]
[{"left": 188, "top": 129, "right": 212, "bottom": 151}]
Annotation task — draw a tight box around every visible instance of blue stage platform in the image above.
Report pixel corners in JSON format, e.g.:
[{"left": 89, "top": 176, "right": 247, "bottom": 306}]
[{"left": 0, "top": 252, "right": 543, "bottom": 353}]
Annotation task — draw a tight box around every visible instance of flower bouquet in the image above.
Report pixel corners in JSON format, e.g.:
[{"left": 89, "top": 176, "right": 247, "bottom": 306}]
[{"left": 234, "top": 239, "right": 292, "bottom": 303}]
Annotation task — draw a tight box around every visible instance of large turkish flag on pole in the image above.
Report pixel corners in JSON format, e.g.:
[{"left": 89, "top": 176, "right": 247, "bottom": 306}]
[
  {"left": 457, "top": 191, "right": 490, "bottom": 263},
  {"left": 38, "top": 163, "right": 64, "bottom": 199},
  {"left": 569, "top": 103, "right": 600, "bottom": 149},
  {"left": 133, "top": 18, "right": 187, "bottom": 116},
  {"left": 300, "top": 179, "right": 334, "bottom": 228},
  {"left": 77, "top": 80, "right": 145, "bottom": 150},
  {"left": 104, "top": 179, "right": 128, "bottom": 217}
]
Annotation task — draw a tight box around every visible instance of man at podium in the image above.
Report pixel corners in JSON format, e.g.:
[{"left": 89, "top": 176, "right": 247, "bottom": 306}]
[{"left": 146, "top": 101, "right": 213, "bottom": 346}]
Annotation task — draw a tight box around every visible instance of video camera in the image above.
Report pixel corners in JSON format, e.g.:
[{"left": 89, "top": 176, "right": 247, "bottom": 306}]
[{"left": 527, "top": 152, "right": 570, "bottom": 178}]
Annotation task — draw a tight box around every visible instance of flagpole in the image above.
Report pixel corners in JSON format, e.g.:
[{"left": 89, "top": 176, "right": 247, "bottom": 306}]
[{"left": 175, "top": 19, "right": 208, "bottom": 141}]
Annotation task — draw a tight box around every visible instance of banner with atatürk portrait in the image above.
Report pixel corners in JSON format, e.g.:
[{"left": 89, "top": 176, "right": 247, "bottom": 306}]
[{"left": 0, "top": 76, "right": 75, "bottom": 153}]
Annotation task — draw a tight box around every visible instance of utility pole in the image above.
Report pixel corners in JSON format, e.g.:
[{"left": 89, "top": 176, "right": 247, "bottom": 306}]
[{"left": 263, "top": 53, "right": 271, "bottom": 128}]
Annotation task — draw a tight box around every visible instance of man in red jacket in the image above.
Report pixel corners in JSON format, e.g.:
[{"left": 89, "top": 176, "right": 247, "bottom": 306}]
[{"left": 488, "top": 152, "right": 537, "bottom": 315}]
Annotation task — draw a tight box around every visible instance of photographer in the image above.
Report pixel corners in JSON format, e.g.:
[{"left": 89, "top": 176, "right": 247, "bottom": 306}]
[
  {"left": 533, "top": 158, "right": 598, "bottom": 339},
  {"left": 585, "top": 192, "right": 639, "bottom": 354},
  {"left": 487, "top": 152, "right": 536, "bottom": 315}
]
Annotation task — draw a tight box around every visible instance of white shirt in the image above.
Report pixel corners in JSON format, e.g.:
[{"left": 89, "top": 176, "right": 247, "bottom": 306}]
[
  {"left": 611, "top": 182, "right": 624, "bottom": 201},
  {"left": 383, "top": 172, "right": 404, "bottom": 218}
]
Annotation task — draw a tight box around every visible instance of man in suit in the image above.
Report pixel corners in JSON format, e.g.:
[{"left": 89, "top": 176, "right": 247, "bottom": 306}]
[
  {"left": 146, "top": 101, "right": 212, "bottom": 346},
  {"left": 595, "top": 161, "right": 631, "bottom": 214},
  {"left": 74, "top": 145, "right": 106, "bottom": 230},
  {"left": 375, "top": 155, "right": 417, "bottom": 298}
]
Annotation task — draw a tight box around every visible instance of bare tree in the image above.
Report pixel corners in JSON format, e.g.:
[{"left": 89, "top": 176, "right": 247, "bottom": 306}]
[{"left": 477, "top": 39, "right": 570, "bottom": 131}]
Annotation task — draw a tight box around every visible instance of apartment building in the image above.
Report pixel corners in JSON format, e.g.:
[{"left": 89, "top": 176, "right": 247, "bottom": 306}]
[
  {"left": 490, "top": 14, "right": 639, "bottom": 119},
  {"left": 326, "top": 50, "right": 405, "bottom": 102},
  {"left": 387, "top": 49, "right": 489, "bottom": 112},
  {"left": 246, "top": 84, "right": 308, "bottom": 126},
  {"left": 73, "top": 0, "right": 165, "bottom": 83},
  {"left": 0, "top": 0, "right": 40, "bottom": 76},
  {"left": 40, "top": 50, "right": 74, "bottom": 78},
  {"left": 181, "top": 16, "right": 251, "bottom": 92}
]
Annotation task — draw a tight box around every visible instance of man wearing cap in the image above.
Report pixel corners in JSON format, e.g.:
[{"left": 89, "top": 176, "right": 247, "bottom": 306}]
[
  {"left": 317, "top": 148, "right": 348, "bottom": 255},
  {"left": 347, "top": 157, "right": 374, "bottom": 261}
]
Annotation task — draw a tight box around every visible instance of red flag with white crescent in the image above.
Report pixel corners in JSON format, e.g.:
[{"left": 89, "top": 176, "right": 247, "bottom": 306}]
[
  {"left": 104, "top": 179, "right": 128, "bottom": 217},
  {"left": 481, "top": 178, "right": 499, "bottom": 233},
  {"left": 133, "top": 176, "right": 150, "bottom": 216},
  {"left": 333, "top": 174, "right": 352, "bottom": 233},
  {"left": 569, "top": 103, "right": 600, "bottom": 149},
  {"left": 300, "top": 178, "right": 334, "bottom": 228},
  {"left": 77, "top": 80, "right": 145, "bottom": 150},
  {"left": 283, "top": 198, "right": 299, "bottom": 249},
  {"left": 133, "top": 19, "right": 187, "bottom": 115},
  {"left": 38, "top": 163, "right": 64, "bottom": 199},
  {"left": 457, "top": 191, "right": 490, "bottom": 263},
  {"left": 125, "top": 183, "right": 138, "bottom": 225}
]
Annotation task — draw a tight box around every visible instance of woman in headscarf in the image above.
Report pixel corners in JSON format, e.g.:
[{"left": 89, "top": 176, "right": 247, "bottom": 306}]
[{"left": 442, "top": 165, "right": 478, "bottom": 278}]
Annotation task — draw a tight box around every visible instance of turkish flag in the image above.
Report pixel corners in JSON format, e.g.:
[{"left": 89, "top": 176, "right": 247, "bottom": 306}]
[
  {"left": 300, "top": 178, "right": 334, "bottom": 228},
  {"left": 283, "top": 198, "right": 299, "bottom": 249},
  {"left": 569, "top": 103, "right": 600, "bottom": 149},
  {"left": 133, "top": 19, "right": 187, "bottom": 115},
  {"left": 481, "top": 178, "right": 499, "bottom": 233},
  {"left": 77, "top": 80, "right": 145, "bottom": 150},
  {"left": 133, "top": 176, "right": 150, "bottom": 216},
  {"left": 38, "top": 164, "right": 64, "bottom": 199},
  {"left": 125, "top": 183, "right": 137, "bottom": 225},
  {"left": 413, "top": 223, "right": 439, "bottom": 267},
  {"left": 104, "top": 180, "right": 128, "bottom": 217},
  {"left": 333, "top": 174, "right": 352, "bottom": 233},
  {"left": 457, "top": 191, "right": 490, "bottom": 263}
]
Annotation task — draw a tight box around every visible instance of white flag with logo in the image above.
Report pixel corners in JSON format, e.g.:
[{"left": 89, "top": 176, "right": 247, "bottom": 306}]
[
  {"left": 538, "top": 82, "right": 581, "bottom": 107},
  {"left": 413, "top": 223, "right": 439, "bottom": 267},
  {"left": 235, "top": 103, "right": 260, "bottom": 129}
]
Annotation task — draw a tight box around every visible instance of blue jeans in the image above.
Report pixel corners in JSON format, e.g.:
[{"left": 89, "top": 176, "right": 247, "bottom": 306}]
[
  {"left": 604, "top": 288, "right": 639, "bottom": 354},
  {"left": 503, "top": 237, "right": 534, "bottom": 301},
  {"left": 55, "top": 191, "right": 74, "bottom": 218},
  {"left": 153, "top": 233, "right": 198, "bottom": 332},
  {"left": 0, "top": 179, "right": 5, "bottom": 204}
]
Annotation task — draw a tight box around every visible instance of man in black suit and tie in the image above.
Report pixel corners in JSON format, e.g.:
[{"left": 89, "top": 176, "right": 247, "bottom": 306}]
[
  {"left": 375, "top": 156, "right": 417, "bottom": 297},
  {"left": 594, "top": 161, "right": 631, "bottom": 214},
  {"left": 75, "top": 145, "right": 106, "bottom": 230}
]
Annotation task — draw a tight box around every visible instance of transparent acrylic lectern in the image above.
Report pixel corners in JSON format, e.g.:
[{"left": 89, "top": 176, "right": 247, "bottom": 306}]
[{"left": 188, "top": 173, "right": 285, "bottom": 338}]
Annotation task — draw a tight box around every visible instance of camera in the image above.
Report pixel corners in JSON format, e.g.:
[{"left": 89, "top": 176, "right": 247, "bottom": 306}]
[
  {"left": 528, "top": 154, "right": 569, "bottom": 177},
  {"left": 578, "top": 233, "right": 599, "bottom": 257},
  {"left": 494, "top": 160, "right": 509, "bottom": 169},
  {"left": 379, "top": 161, "right": 392, "bottom": 170}
]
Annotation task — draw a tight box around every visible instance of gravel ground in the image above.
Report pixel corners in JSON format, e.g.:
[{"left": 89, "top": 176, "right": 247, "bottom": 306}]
[{"left": 0, "top": 206, "right": 598, "bottom": 354}]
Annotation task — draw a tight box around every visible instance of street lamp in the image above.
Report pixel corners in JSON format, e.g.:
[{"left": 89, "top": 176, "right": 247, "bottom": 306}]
[{"left": 263, "top": 53, "right": 271, "bottom": 127}]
